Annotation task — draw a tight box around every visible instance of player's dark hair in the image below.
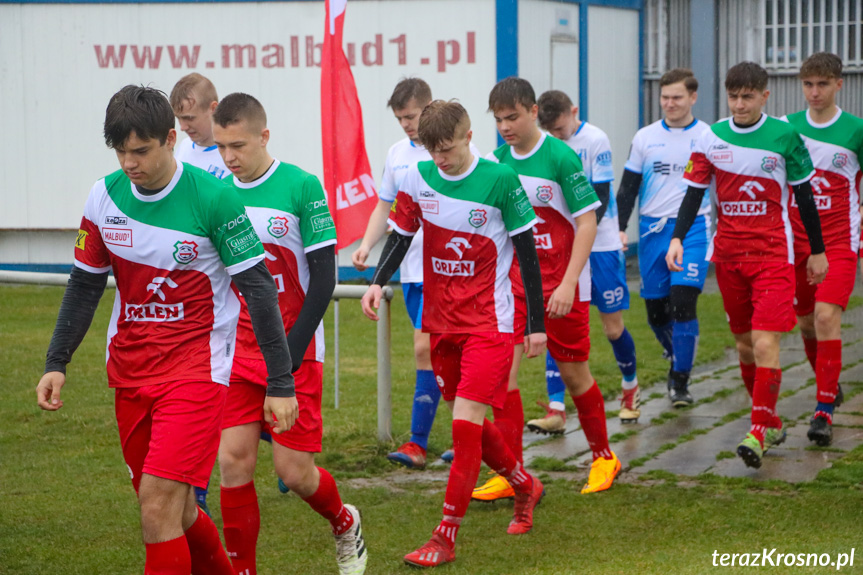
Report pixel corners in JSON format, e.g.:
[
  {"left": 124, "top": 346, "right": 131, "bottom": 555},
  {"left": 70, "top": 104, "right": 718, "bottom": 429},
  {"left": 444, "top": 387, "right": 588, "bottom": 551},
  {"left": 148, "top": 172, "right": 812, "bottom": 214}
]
[
  {"left": 799, "top": 52, "right": 843, "bottom": 79},
  {"left": 725, "top": 62, "right": 769, "bottom": 92},
  {"left": 387, "top": 78, "right": 433, "bottom": 110},
  {"left": 488, "top": 76, "right": 536, "bottom": 112},
  {"left": 213, "top": 93, "right": 268, "bottom": 129},
  {"left": 537, "top": 90, "right": 574, "bottom": 128},
  {"left": 660, "top": 68, "right": 699, "bottom": 92},
  {"left": 170, "top": 73, "right": 219, "bottom": 112},
  {"left": 104, "top": 85, "right": 175, "bottom": 149},
  {"left": 418, "top": 100, "right": 470, "bottom": 152}
]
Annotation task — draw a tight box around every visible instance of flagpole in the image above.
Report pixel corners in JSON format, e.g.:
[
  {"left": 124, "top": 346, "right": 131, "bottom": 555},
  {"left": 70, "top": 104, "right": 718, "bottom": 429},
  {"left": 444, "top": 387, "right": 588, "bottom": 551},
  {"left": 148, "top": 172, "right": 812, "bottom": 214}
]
[{"left": 334, "top": 254, "right": 340, "bottom": 409}]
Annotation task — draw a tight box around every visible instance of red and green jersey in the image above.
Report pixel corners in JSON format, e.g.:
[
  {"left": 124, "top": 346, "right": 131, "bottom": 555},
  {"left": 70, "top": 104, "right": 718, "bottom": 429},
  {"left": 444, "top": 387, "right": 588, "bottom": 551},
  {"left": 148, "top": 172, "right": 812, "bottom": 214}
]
[
  {"left": 74, "top": 163, "right": 265, "bottom": 388},
  {"left": 683, "top": 114, "right": 815, "bottom": 263},
  {"left": 491, "top": 132, "right": 600, "bottom": 299},
  {"left": 230, "top": 160, "right": 337, "bottom": 367},
  {"left": 784, "top": 109, "right": 863, "bottom": 255},
  {"left": 388, "top": 156, "right": 536, "bottom": 334}
]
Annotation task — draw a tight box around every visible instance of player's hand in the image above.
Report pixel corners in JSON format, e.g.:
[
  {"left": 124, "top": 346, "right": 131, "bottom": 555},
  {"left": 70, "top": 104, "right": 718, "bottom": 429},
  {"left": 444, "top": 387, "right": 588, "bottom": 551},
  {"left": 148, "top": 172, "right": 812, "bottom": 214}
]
[
  {"left": 36, "top": 371, "right": 66, "bottom": 411},
  {"left": 361, "top": 285, "right": 383, "bottom": 320},
  {"left": 666, "top": 239, "right": 684, "bottom": 272},
  {"left": 264, "top": 395, "right": 299, "bottom": 434},
  {"left": 619, "top": 231, "right": 629, "bottom": 252},
  {"left": 807, "top": 252, "right": 829, "bottom": 285},
  {"left": 547, "top": 281, "right": 575, "bottom": 319},
  {"left": 523, "top": 332, "right": 548, "bottom": 359},
  {"left": 351, "top": 245, "right": 371, "bottom": 271}
]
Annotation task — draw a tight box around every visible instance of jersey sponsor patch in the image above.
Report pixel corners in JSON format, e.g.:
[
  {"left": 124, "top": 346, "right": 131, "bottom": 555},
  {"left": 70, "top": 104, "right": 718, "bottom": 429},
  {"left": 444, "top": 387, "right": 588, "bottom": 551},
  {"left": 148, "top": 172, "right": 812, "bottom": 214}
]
[
  {"left": 125, "top": 302, "right": 185, "bottom": 321},
  {"left": 566, "top": 172, "right": 594, "bottom": 200},
  {"left": 720, "top": 201, "right": 767, "bottom": 216},
  {"left": 105, "top": 216, "right": 128, "bottom": 225},
  {"left": 311, "top": 214, "right": 335, "bottom": 233},
  {"left": 103, "top": 228, "right": 133, "bottom": 247},
  {"left": 596, "top": 151, "right": 612, "bottom": 166},
  {"left": 420, "top": 199, "right": 439, "bottom": 214},
  {"left": 791, "top": 193, "right": 832, "bottom": 210},
  {"left": 173, "top": 240, "right": 199, "bottom": 264},
  {"left": 267, "top": 216, "right": 289, "bottom": 238},
  {"left": 75, "top": 229, "right": 88, "bottom": 250},
  {"left": 431, "top": 257, "right": 475, "bottom": 276}
]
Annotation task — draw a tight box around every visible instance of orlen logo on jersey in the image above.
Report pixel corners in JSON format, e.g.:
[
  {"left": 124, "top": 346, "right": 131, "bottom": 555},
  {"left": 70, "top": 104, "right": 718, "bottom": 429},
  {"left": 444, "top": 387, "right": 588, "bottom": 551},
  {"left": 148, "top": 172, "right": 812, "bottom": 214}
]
[
  {"left": 833, "top": 153, "right": 849, "bottom": 168},
  {"left": 432, "top": 257, "right": 475, "bottom": 276},
  {"left": 532, "top": 215, "right": 552, "bottom": 250},
  {"left": 761, "top": 156, "right": 779, "bottom": 173},
  {"left": 103, "top": 228, "right": 133, "bottom": 247},
  {"left": 536, "top": 185, "right": 553, "bottom": 203},
  {"left": 267, "top": 216, "right": 289, "bottom": 238},
  {"left": 173, "top": 241, "right": 198, "bottom": 264},
  {"left": 720, "top": 202, "right": 767, "bottom": 216},
  {"left": 468, "top": 209, "right": 488, "bottom": 228},
  {"left": 125, "top": 277, "right": 184, "bottom": 322}
]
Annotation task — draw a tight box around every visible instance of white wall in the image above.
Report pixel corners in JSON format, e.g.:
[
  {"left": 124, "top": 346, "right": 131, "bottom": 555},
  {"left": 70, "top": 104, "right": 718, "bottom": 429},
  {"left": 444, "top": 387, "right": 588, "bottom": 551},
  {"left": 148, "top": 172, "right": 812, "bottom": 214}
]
[
  {"left": 518, "top": 0, "right": 580, "bottom": 99},
  {"left": 0, "top": 0, "right": 496, "bottom": 241}
]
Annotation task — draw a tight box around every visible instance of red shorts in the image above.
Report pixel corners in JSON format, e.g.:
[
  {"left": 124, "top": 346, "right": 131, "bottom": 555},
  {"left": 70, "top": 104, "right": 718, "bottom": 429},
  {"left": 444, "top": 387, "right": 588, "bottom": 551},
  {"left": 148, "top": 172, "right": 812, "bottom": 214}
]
[
  {"left": 225, "top": 357, "right": 324, "bottom": 453},
  {"left": 115, "top": 380, "right": 227, "bottom": 492},
  {"left": 794, "top": 249, "right": 858, "bottom": 316},
  {"left": 430, "top": 332, "right": 513, "bottom": 409},
  {"left": 715, "top": 260, "right": 796, "bottom": 334},
  {"left": 514, "top": 296, "right": 590, "bottom": 363}
]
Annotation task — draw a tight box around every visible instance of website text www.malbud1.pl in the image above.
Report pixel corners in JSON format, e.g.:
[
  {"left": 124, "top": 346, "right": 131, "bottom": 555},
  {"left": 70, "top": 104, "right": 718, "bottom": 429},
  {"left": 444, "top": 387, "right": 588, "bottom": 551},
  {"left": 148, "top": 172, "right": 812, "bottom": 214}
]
[
  {"left": 712, "top": 549, "right": 855, "bottom": 570},
  {"left": 93, "top": 32, "right": 477, "bottom": 73}
]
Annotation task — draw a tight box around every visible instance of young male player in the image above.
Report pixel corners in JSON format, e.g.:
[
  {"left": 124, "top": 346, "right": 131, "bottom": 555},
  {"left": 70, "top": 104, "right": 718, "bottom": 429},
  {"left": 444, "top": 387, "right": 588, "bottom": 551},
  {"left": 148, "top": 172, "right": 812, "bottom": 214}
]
[
  {"left": 170, "top": 73, "right": 228, "bottom": 179},
  {"left": 361, "top": 100, "right": 546, "bottom": 567},
  {"left": 473, "top": 78, "right": 620, "bottom": 503},
  {"left": 617, "top": 68, "right": 713, "bottom": 408},
  {"left": 36, "top": 85, "right": 298, "bottom": 574},
  {"left": 534, "top": 89, "right": 640, "bottom": 426},
  {"left": 668, "top": 62, "right": 828, "bottom": 468},
  {"left": 784, "top": 52, "right": 863, "bottom": 446},
  {"left": 352, "top": 78, "right": 447, "bottom": 468},
  {"left": 212, "top": 93, "right": 367, "bottom": 575}
]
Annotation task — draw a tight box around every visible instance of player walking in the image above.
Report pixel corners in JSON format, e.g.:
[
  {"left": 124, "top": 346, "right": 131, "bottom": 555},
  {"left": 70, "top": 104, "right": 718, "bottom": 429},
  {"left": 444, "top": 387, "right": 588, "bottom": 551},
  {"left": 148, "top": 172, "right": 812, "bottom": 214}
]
[
  {"left": 617, "top": 68, "right": 713, "bottom": 408},
  {"left": 170, "top": 73, "right": 229, "bottom": 179},
  {"left": 36, "top": 85, "right": 297, "bottom": 575},
  {"left": 212, "top": 93, "right": 367, "bottom": 575},
  {"left": 668, "top": 62, "right": 828, "bottom": 468},
  {"left": 783, "top": 53, "right": 863, "bottom": 446},
  {"left": 362, "top": 100, "right": 546, "bottom": 567}
]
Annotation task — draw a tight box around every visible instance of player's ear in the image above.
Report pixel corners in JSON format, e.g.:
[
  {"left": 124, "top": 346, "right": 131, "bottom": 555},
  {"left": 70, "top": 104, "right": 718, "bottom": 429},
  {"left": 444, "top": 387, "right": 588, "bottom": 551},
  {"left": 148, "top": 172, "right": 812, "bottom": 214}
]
[
  {"left": 762, "top": 89, "right": 771, "bottom": 103},
  {"left": 208, "top": 100, "right": 218, "bottom": 114},
  {"left": 165, "top": 129, "right": 177, "bottom": 150},
  {"left": 465, "top": 129, "right": 473, "bottom": 144},
  {"left": 571, "top": 105, "right": 579, "bottom": 118},
  {"left": 690, "top": 90, "right": 698, "bottom": 105},
  {"left": 261, "top": 128, "right": 270, "bottom": 146}
]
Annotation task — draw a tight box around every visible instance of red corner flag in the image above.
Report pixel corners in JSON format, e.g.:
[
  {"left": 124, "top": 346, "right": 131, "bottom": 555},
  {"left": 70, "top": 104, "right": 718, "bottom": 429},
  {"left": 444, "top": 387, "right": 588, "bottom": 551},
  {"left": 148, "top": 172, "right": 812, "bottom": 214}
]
[{"left": 321, "top": 0, "right": 377, "bottom": 251}]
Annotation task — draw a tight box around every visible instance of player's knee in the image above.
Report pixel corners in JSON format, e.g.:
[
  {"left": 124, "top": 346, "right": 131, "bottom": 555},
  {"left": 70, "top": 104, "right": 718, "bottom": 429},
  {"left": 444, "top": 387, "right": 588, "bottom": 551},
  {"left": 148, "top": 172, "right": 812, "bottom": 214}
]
[
  {"left": 644, "top": 297, "right": 671, "bottom": 326},
  {"left": 601, "top": 313, "right": 624, "bottom": 340},
  {"left": 670, "top": 286, "right": 700, "bottom": 322},
  {"left": 218, "top": 445, "right": 257, "bottom": 483},
  {"left": 813, "top": 305, "right": 841, "bottom": 333},
  {"left": 752, "top": 336, "right": 779, "bottom": 364}
]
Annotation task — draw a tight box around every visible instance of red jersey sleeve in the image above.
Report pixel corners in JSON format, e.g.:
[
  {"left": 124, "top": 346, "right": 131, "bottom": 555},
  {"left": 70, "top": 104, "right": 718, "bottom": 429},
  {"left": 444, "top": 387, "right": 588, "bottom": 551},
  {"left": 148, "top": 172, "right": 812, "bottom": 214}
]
[
  {"left": 387, "top": 190, "right": 422, "bottom": 236},
  {"left": 74, "top": 216, "right": 112, "bottom": 273},
  {"left": 683, "top": 151, "right": 714, "bottom": 189}
]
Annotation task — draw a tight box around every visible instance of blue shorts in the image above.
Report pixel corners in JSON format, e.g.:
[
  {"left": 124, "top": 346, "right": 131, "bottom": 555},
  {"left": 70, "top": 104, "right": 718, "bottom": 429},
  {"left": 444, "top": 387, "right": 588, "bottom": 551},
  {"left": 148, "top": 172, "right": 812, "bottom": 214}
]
[
  {"left": 638, "top": 214, "right": 710, "bottom": 299},
  {"left": 402, "top": 282, "right": 424, "bottom": 330},
  {"left": 590, "top": 250, "right": 630, "bottom": 313}
]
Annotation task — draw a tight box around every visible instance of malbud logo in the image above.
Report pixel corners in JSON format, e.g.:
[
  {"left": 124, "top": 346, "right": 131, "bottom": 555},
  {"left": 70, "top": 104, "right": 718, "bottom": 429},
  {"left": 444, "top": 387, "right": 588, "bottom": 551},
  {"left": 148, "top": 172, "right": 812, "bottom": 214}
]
[
  {"left": 173, "top": 241, "right": 199, "bottom": 264},
  {"left": 536, "top": 185, "right": 553, "bottom": 203},
  {"left": 468, "top": 208, "right": 487, "bottom": 228},
  {"left": 267, "top": 216, "right": 289, "bottom": 238}
]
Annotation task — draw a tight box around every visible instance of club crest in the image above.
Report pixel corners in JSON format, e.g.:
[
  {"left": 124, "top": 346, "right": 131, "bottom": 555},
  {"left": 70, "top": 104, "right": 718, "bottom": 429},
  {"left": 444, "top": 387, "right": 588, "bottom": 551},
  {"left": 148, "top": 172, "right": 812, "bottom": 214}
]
[
  {"left": 761, "top": 156, "right": 778, "bottom": 173},
  {"left": 536, "top": 185, "right": 554, "bottom": 203},
  {"left": 833, "top": 153, "right": 848, "bottom": 168},
  {"left": 268, "top": 216, "right": 289, "bottom": 238},
  {"left": 173, "top": 240, "right": 199, "bottom": 264},
  {"left": 468, "top": 208, "right": 488, "bottom": 228}
]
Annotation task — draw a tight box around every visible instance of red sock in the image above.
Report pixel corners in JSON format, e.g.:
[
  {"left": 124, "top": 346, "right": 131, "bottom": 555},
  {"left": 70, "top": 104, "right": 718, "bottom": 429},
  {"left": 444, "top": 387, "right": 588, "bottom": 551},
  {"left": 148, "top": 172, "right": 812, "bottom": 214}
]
[
  {"left": 479, "top": 419, "right": 532, "bottom": 492},
  {"left": 302, "top": 467, "right": 353, "bottom": 535},
  {"left": 751, "top": 368, "right": 782, "bottom": 446},
  {"left": 816, "top": 340, "right": 842, "bottom": 404},
  {"left": 740, "top": 362, "right": 756, "bottom": 397},
  {"left": 492, "top": 389, "right": 524, "bottom": 463},
  {"left": 572, "top": 382, "right": 612, "bottom": 461},
  {"left": 185, "top": 508, "right": 234, "bottom": 575},
  {"left": 220, "top": 481, "right": 259, "bottom": 575},
  {"left": 438, "top": 419, "right": 483, "bottom": 546},
  {"left": 803, "top": 336, "right": 818, "bottom": 371},
  {"left": 145, "top": 535, "right": 191, "bottom": 575}
]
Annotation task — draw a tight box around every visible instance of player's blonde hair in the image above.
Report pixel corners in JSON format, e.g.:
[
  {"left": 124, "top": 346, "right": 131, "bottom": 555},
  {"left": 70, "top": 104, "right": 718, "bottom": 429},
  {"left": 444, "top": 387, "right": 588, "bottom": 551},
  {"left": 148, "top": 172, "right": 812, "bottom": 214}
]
[
  {"left": 417, "top": 100, "right": 470, "bottom": 152},
  {"left": 170, "top": 73, "right": 218, "bottom": 112}
]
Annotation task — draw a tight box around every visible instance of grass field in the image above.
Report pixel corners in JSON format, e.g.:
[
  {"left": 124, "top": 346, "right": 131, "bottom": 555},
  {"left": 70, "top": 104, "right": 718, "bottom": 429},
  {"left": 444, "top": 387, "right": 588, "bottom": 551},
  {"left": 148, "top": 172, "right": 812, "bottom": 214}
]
[{"left": 3, "top": 283, "right": 863, "bottom": 574}]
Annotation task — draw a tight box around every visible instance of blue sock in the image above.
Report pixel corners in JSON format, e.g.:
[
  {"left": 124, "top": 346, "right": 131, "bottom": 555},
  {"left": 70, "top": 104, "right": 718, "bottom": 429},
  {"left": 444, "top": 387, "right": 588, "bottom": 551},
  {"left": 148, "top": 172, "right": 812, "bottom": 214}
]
[
  {"left": 672, "top": 319, "right": 700, "bottom": 373},
  {"left": 816, "top": 401, "right": 835, "bottom": 417},
  {"left": 650, "top": 321, "right": 675, "bottom": 360},
  {"left": 609, "top": 328, "right": 637, "bottom": 381},
  {"left": 195, "top": 485, "right": 208, "bottom": 503},
  {"left": 409, "top": 370, "right": 440, "bottom": 450},
  {"left": 545, "top": 352, "right": 566, "bottom": 405}
]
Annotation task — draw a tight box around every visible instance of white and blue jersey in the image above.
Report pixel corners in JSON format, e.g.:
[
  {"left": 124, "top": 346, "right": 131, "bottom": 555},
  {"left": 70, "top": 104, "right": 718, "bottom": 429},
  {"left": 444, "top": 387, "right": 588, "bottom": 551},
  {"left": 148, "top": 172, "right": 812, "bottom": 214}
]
[
  {"left": 625, "top": 118, "right": 712, "bottom": 298},
  {"left": 174, "top": 137, "right": 229, "bottom": 180}
]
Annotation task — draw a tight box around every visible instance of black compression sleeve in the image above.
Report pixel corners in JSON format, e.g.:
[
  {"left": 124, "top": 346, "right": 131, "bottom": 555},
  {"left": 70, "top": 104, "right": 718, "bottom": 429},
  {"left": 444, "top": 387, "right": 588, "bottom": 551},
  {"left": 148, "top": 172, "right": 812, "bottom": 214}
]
[
  {"left": 44, "top": 266, "right": 108, "bottom": 374},
  {"left": 793, "top": 181, "right": 826, "bottom": 254},
  {"left": 593, "top": 182, "right": 611, "bottom": 222},
  {"left": 511, "top": 229, "right": 545, "bottom": 335},
  {"left": 616, "top": 169, "right": 643, "bottom": 232},
  {"left": 232, "top": 261, "right": 295, "bottom": 398},
  {"left": 286, "top": 245, "right": 336, "bottom": 373},
  {"left": 671, "top": 186, "right": 706, "bottom": 240},
  {"left": 371, "top": 232, "right": 413, "bottom": 286}
]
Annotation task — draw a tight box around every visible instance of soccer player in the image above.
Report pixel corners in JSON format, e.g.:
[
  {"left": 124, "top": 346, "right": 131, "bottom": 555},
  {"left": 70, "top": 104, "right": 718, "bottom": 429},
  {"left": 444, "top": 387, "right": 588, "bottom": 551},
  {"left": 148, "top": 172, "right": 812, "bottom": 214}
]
[
  {"left": 617, "top": 68, "right": 713, "bottom": 408},
  {"left": 170, "top": 73, "right": 229, "bottom": 179},
  {"left": 534, "top": 89, "right": 640, "bottom": 426},
  {"left": 667, "top": 62, "right": 828, "bottom": 468},
  {"left": 353, "top": 78, "right": 455, "bottom": 468},
  {"left": 212, "top": 93, "right": 367, "bottom": 575},
  {"left": 361, "top": 100, "right": 546, "bottom": 567},
  {"left": 473, "top": 78, "right": 620, "bottom": 503},
  {"left": 784, "top": 53, "right": 863, "bottom": 446},
  {"left": 36, "top": 85, "right": 298, "bottom": 575}
]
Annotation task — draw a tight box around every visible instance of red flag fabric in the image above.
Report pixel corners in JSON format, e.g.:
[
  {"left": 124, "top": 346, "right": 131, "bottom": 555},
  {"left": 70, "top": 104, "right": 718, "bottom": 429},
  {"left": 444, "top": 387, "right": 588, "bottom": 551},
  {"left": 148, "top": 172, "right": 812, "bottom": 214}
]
[{"left": 321, "top": 0, "right": 378, "bottom": 251}]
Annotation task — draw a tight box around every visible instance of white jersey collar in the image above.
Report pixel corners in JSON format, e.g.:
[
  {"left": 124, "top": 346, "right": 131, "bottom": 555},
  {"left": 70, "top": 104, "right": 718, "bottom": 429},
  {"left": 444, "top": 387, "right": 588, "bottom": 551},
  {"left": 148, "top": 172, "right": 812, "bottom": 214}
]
[
  {"left": 728, "top": 113, "right": 768, "bottom": 134},
  {"left": 510, "top": 131, "right": 546, "bottom": 161},
  {"left": 132, "top": 160, "right": 184, "bottom": 202},
  {"left": 438, "top": 153, "right": 479, "bottom": 182},
  {"left": 233, "top": 159, "right": 281, "bottom": 189},
  {"left": 806, "top": 107, "right": 842, "bottom": 129}
]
